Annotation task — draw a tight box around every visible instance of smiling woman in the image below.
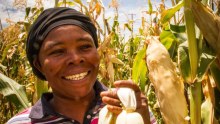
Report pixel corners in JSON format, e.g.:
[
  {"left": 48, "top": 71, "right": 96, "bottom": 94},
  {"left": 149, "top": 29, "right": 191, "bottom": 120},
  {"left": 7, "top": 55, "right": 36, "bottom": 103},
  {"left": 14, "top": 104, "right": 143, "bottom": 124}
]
[{"left": 6, "top": 7, "right": 155, "bottom": 124}]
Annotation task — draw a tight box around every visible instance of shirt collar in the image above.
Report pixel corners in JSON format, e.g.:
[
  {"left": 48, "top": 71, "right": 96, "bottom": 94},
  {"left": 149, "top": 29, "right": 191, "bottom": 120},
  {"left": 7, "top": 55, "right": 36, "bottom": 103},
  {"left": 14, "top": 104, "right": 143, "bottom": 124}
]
[{"left": 29, "top": 80, "right": 107, "bottom": 119}]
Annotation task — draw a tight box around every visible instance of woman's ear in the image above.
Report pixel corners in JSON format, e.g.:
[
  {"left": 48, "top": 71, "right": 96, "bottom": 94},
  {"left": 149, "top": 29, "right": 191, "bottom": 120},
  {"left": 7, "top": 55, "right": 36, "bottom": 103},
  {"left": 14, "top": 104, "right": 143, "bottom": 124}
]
[{"left": 33, "top": 58, "right": 43, "bottom": 74}]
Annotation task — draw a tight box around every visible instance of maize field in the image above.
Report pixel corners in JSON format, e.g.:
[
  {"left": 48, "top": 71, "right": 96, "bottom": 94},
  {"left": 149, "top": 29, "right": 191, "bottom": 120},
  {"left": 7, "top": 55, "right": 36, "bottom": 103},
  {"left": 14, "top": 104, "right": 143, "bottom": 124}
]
[{"left": 0, "top": 0, "right": 220, "bottom": 124}]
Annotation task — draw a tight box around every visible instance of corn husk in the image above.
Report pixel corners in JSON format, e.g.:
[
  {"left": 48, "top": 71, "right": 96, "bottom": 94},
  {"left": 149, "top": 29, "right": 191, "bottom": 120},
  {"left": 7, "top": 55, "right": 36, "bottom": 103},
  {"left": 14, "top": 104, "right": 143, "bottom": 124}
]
[
  {"left": 146, "top": 36, "right": 188, "bottom": 124},
  {"left": 191, "top": 1, "right": 220, "bottom": 56},
  {"left": 116, "top": 111, "right": 144, "bottom": 124},
  {"left": 116, "top": 88, "right": 144, "bottom": 124},
  {"left": 98, "top": 106, "right": 116, "bottom": 124}
]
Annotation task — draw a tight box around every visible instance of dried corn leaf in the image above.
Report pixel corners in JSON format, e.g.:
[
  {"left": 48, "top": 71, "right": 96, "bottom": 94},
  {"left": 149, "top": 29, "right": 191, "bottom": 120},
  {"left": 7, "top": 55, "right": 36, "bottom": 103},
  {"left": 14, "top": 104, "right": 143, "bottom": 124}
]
[{"left": 191, "top": 1, "right": 220, "bottom": 56}]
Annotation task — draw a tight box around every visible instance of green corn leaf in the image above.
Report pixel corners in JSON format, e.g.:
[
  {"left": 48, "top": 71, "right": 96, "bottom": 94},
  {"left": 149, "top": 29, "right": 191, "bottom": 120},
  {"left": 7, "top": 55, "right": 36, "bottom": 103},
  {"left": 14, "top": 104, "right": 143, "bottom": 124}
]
[
  {"left": 0, "top": 73, "right": 30, "bottom": 111},
  {"left": 132, "top": 46, "right": 147, "bottom": 91},
  {"left": 160, "top": 27, "right": 178, "bottom": 58},
  {"left": 25, "top": 7, "right": 31, "bottom": 18},
  {"left": 197, "top": 43, "right": 216, "bottom": 82},
  {"left": 170, "top": 24, "right": 186, "bottom": 33},
  {"left": 160, "top": 29, "right": 176, "bottom": 50},
  {"left": 148, "top": 0, "right": 153, "bottom": 14},
  {"left": 33, "top": 78, "right": 49, "bottom": 103},
  {"left": 178, "top": 41, "right": 191, "bottom": 83},
  {"left": 201, "top": 99, "right": 213, "bottom": 124},
  {"left": 160, "top": 0, "right": 184, "bottom": 24}
]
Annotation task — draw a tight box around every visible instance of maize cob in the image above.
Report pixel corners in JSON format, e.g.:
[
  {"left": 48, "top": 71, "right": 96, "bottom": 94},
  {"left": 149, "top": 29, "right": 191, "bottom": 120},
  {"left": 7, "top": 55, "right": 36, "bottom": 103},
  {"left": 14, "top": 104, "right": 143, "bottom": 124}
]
[
  {"left": 191, "top": 1, "right": 220, "bottom": 56},
  {"left": 146, "top": 36, "right": 188, "bottom": 124},
  {"left": 116, "top": 88, "right": 144, "bottom": 124},
  {"left": 98, "top": 106, "right": 116, "bottom": 124},
  {"left": 98, "top": 88, "right": 144, "bottom": 124}
]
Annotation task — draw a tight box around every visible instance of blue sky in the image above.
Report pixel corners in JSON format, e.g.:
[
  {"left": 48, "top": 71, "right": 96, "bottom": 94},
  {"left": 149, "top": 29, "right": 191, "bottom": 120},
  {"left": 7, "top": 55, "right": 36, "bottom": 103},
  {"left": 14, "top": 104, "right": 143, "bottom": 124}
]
[{"left": 0, "top": 0, "right": 171, "bottom": 33}]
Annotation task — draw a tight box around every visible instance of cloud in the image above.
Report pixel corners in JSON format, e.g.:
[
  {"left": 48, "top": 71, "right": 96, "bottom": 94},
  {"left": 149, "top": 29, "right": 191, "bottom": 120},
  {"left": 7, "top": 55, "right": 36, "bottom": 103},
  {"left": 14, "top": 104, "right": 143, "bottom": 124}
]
[
  {"left": 0, "top": 0, "right": 55, "bottom": 28},
  {"left": 0, "top": 0, "right": 163, "bottom": 32},
  {"left": 0, "top": 0, "right": 26, "bottom": 27}
]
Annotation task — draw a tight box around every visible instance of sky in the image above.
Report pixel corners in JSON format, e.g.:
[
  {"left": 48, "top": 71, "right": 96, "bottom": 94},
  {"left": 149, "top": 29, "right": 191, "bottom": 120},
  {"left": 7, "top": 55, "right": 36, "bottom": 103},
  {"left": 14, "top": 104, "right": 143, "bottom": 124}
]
[{"left": 0, "top": 0, "right": 170, "bottom": 33}]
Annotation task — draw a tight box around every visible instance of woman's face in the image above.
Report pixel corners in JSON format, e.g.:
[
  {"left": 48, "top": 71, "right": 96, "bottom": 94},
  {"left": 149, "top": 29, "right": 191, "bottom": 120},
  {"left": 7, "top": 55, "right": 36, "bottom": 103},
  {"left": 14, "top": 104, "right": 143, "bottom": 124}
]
[{"left": 34, "top": 25, "right": 100, "bottom": 99}]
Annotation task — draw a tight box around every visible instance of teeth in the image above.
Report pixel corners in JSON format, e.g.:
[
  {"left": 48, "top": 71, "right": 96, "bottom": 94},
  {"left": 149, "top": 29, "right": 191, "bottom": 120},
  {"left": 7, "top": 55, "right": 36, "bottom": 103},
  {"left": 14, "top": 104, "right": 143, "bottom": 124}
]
[{"left": 65, "top": 72, "right": 88, "bottom": 80}]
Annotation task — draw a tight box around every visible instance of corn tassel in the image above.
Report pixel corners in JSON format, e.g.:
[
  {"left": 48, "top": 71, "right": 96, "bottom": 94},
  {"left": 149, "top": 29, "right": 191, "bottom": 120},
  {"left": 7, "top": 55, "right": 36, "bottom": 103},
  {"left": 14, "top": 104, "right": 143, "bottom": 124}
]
[
  {"left": 98, "top": 88, "right": 144, "bottom": 124},
  {"left": 146, "top": 36, "right": 188, "bottom": 124}
]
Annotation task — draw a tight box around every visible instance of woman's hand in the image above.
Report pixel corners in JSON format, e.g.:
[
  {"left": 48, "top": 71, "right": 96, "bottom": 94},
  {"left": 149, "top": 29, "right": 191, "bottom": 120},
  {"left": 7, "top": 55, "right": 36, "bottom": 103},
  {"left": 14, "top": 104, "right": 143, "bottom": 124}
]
[{"left": 100, "top": 80, "right": 151, "bottom": 124}]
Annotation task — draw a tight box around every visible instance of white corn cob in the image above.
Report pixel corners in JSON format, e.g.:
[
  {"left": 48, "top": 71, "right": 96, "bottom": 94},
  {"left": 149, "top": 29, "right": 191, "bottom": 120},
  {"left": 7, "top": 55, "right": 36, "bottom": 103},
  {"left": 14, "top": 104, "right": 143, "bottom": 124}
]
[
  {"left": 98, "top": 88, "right": 144, "bottom": 124},
  {"left": 98, "top": 106, "right": 116, "bottom": 124},
  {"left": 146, "top": 36, "right": 188, "bottom": 124},
  {"left": 116, "top": 88, "right": 144, "bottom": 124}
]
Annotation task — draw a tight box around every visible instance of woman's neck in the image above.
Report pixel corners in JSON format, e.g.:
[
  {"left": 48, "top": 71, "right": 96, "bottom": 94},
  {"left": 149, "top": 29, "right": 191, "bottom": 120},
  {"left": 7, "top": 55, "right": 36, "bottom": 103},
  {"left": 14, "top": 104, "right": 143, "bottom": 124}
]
[{"left": 50, "top": 89, "right": 95, "bottom": 123}]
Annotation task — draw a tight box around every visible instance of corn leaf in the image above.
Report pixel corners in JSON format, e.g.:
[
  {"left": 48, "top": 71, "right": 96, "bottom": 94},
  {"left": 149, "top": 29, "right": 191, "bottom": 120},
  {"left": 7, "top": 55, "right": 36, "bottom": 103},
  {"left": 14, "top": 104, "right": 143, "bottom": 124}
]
[
  {"left": 132, "top": 46, "right": 147, "bottom": 91},
  {"left": 160, "top": 29, "right": 176, "bottom": 50},
  {"left": 74, "top": 0, "right": 82, "bottom": 4},
  {"left": 58, "top": 1, "right": 75, "bottom": 7},
  {"left": 201, "top": 75, "right": 215, "bottom": 124},
  {"left": 214, "top": 89, "right": 220, "bottom": 122},
  {"left": 160, "top": 0, "right": 184, "bottom": 24},
  {"left": 110, "top": 55, "right": 124, "bottom": 65},
  {"left": 95, "top": 3, "right": 102, "bottom": 15},
  {"left": 210, "top": 62, "right": 220, "bottom": 91},
  {"left": 178, "top": 41, "right": 191, "bottom": 83},
  {"left": 148, "top": 0, "right": 153, "bottom": 15},
  {"left": 25, "top": 7, "right": 31, "bottom": 18},
  {"left": 160, "top": 27, "right": 178, "bottom": 58},
  {"left": 33, "top": 78, "right": 49, "bottom": 103},
  {"left": 197, "top": 43, "right": 216, "bottom": 82},
  {"left": 0, "top": 73, "right": 30, "bottom": 111},
  {"left": 191, "top": 1, "right": 220, "bottom": 55},
  {"left": 201, "top": 100, "right": 214, "bottom": 124},
  {"left": 170, "top": 24, "right": 186, "bottom": 33},
  {"left": 107, "top": 61, "right": 114, "bottom": 84}
]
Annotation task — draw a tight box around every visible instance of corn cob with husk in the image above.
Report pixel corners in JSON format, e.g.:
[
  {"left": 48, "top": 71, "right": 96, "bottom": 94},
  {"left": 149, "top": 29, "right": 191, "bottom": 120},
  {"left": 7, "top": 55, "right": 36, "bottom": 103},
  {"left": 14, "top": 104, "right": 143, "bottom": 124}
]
[
  {"left": 191, "top": 1, "right": 220, "bottom": 57},
  {"left": 146, "top": 36, "right": 188, "bottom": 124},
  {"left": 98, "top": 88, "right": 144, "bottom": 124}
]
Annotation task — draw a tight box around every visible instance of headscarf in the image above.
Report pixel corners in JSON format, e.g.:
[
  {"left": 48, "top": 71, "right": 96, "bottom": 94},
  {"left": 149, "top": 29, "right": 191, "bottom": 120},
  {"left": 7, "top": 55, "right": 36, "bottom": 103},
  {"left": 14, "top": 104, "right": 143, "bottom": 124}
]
[{"left": 26, "top": 7, "right": 98, "bottom": 80}]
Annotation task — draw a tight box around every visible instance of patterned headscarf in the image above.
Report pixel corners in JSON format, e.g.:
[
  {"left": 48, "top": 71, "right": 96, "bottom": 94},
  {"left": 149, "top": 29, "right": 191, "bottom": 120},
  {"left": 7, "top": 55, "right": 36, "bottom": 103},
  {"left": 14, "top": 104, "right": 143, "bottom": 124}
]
[{"left": 26, "top": 7, "right": 98, "bottom": 80}]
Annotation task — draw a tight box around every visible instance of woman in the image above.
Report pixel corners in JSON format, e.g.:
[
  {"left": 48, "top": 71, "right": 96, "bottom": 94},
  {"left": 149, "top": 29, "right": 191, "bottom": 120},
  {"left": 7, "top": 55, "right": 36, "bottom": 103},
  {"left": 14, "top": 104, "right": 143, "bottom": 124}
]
[{"left": 7, "top": 7, "right": 155, "bottom": 124}]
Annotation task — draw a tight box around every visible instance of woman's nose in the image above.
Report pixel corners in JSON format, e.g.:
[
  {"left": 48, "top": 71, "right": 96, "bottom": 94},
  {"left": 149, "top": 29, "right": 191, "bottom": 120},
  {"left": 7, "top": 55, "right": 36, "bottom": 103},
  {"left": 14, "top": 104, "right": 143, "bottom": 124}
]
[{"left": 66, "top": 51, "right": 84, "bottom": 65}]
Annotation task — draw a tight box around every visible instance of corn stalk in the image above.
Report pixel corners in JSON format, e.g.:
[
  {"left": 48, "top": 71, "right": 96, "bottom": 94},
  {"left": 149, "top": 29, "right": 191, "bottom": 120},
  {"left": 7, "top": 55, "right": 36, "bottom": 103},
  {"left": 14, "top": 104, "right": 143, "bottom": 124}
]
[{"left": 183, "top": 0, "right": 201, "bottom": 123}]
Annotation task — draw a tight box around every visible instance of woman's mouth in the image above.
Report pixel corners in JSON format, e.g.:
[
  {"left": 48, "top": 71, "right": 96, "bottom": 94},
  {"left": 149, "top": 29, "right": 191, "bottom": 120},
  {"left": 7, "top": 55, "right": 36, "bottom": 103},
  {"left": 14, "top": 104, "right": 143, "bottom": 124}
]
[{"left": 64, "top": 71, "right": 88, "bottom": 81}]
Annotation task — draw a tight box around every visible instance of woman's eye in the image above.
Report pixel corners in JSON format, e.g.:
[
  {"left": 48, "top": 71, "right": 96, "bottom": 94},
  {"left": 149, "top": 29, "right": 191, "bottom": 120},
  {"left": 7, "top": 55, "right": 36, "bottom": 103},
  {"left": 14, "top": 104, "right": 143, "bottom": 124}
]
[
  {"left": 49, "top": 49, "right": 64, "bottom": 55},
  {"left": 81, "top": 45, "right": 92, "bottom": 50}
]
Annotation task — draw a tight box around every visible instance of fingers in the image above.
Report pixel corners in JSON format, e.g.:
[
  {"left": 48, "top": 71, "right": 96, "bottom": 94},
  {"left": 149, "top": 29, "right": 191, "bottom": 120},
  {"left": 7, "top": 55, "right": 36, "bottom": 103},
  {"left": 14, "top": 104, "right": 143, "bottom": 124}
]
[
  {"left": 100, "top": 80, "right": 149, "bottom": 116},
  {"left": 112, "top": 80, "right": 148, "bottom": 109},
  {"left": 101, "top": 90, "right": 121, "bottom": 106},
  {"left": 106, "top": 105, "right": 122, "bottom": 115},
  {"left": 136, "top": 93, "right": 148, "bottom": 109},
  {"left": 113, "top": 80, "right": 141, "bottom": 92},
  {"left": 100, "top": 90, "right": 122, "bottom": 115},
  {"left": 100, "top": 89, "right": 118, "bottom": 99},
  {"left": 114, "top": 80, "right": 148, "bottom": 108}
]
